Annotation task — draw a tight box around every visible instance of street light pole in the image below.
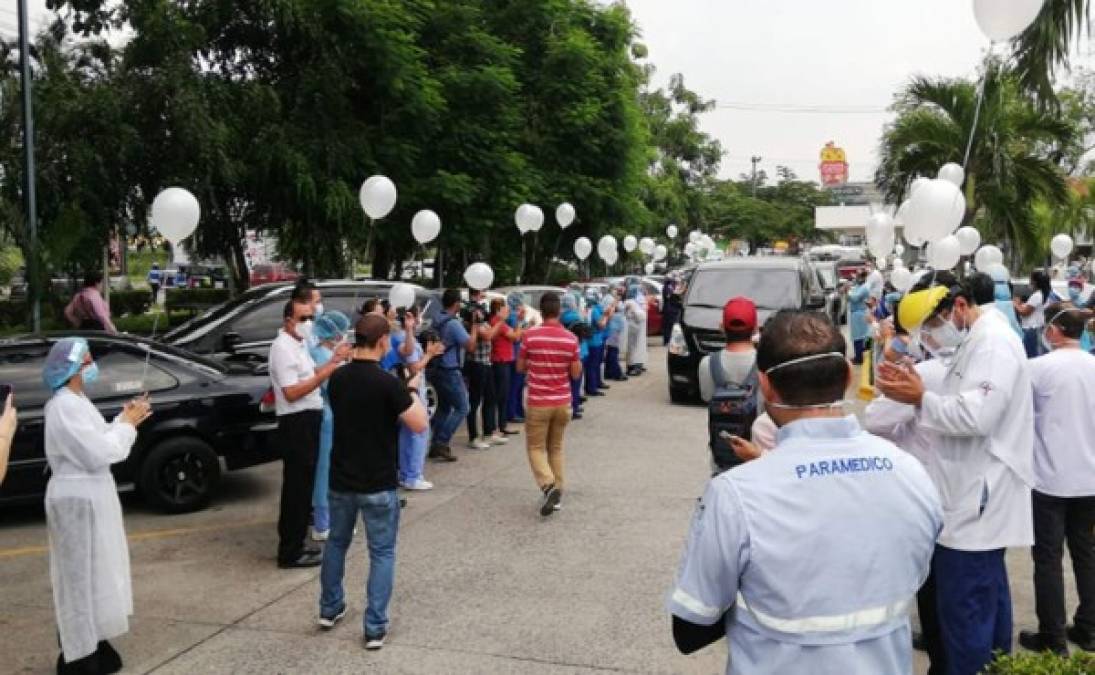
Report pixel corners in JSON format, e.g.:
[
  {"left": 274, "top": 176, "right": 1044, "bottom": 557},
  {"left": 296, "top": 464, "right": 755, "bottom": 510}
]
[
  {"left": 750, "top": 155, "right": 762, "bottom": 198},
  {"left": 17, "top": 0, "right": 39, "bottom": 333}
]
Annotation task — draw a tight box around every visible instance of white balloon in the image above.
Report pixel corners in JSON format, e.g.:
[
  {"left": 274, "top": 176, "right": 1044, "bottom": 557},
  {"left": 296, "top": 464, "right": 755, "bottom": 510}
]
[
  {"left": 894, "top": 257, "right": 906, "bottom": 268},
  {"left": 684, "top": 242, "right": 697, "bottom": 257},
  {"left": 928, "top": 235, "right": 962, "bottom": 270},
  {"left": 598, "top": 235, "right": 618, "bottom": 262},
  {"left": 623, "top": 235, "right": 638, "bottom": 252},
  {"left": 894, "top": 243, "right": 905, "bottom": 256},
  {"left": 410, "top": 209, "right": 441, "bottom": 245},
  {"left": 360, "top": 176, "right": 397, "bottom": 219},
  {"left": 645, "top": 262, "right": 655, "bottom": 275},
  {"left": 515, "top": 204, "right": 531, "bottom": 233},
  {"left": 528, "top": 205, "right": 545, "bottom": 232},
  {"left": 905, "top": 178, "right": 966, "bottom": 244},
  {"left": 938, "top": 163, "right": 965, "bottom": 187},
  {"left": 984, "top": 262, "right": 1010, "bottom": 283},
  {"left": 973, "top": 0, "right": 1045, "bottom": 42},
  {"left": 894, "top": 200, "right": 911, "bottom": 228},
  {"left": 689, "top": 231, "right": 701, "bottom": 244},
  {"left": 904, "top": 227, "right": 926, "bottom": 248},
  {"left": 866, "top": 212, "right": 896, "bottom": 259},
  {"left": 909, "top": 177, "right": 930, "bottom": 196},
  {"left": 974, "top": 245, "right": 1004, "bottom": 271},
  {"left": 603, "top": 250, "right": 618, "bottom": 266},
  {"left": 574, "top": 237, "right": 592, "bottom": 261},
  {"left": 654, "top": 244, "right": 668, "bottom": 261},
  {"left": 388, "top": 283, "right": 416, "bottom": 309},
  {"left": 151, "top": 187, "right": 200, "bottom": 243},
  {"left": 1051, "top": 233, "right": 1074, "bottom": 259},
  {"left": 890, "top": 266, "right": 914, "bottom": 293},
  {"left": 463, "top": 262, "right": 494, "bottom": 290},
  {"left": 555, "top": 203, "right": 575, "bottom": 228},
  {"left": 876, "top": 257, "right": 889, "bottom": 271},
  {"left": 639, "top": 237, "right": 656, "bottom": 256},
  {"left": 666, "top": 224, "right": 679, "bottom": 239},
  {"left": 955, "top": 226, "right": 981, "bottom": 256},
  {"left": 515, "top": 203, "right": 544, "bottom": 233}
]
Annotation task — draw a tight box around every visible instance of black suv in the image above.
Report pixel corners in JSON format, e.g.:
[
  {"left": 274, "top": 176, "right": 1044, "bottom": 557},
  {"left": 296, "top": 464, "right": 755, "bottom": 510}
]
[{"left": 666, "top": 257, "right": 827, "bottom": 403}]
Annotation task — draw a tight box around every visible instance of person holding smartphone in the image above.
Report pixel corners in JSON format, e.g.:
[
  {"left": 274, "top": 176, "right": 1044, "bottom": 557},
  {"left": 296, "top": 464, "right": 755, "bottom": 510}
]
[{"left": 41, "top": 337, "right": 152, "bottom": 673}]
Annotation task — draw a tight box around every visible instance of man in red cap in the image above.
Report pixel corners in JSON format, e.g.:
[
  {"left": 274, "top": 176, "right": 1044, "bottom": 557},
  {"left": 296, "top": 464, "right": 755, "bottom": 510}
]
[{"left": 697, "top": 297, "right": 758, "bottom": 403}]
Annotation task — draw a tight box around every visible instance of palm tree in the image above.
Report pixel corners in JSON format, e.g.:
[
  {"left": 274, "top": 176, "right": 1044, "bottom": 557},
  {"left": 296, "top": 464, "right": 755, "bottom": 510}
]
[
  {"left": 1013, "top": 0, "right": 1089, "bottom": 104},
  {"left": 876, "top": 62, "right": 1074, "bottom": 262}
]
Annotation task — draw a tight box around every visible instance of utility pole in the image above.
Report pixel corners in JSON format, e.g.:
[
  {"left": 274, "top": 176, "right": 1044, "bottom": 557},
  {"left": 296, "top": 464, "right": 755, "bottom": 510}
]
[
  {"left": 17, "top": 0, "right": 39, "bottom": 333},
  {"left": 750, "top": 155, "right": 762, "bottom": 198}
]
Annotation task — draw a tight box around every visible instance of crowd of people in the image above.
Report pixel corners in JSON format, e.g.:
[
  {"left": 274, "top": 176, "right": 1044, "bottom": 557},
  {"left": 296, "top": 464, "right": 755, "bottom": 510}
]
[{"left": 669, "top": 265, "right": 1095, "bottom": 675}]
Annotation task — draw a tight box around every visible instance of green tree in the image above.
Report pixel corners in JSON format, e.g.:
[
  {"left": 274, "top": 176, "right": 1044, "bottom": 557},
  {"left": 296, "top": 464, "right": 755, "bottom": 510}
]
[
  {"left": 875, "top": 63, "right": 1073, "bottom": 262},
  {"left": 1012, "top": 0, "right": 1088, "bottom": 104}
]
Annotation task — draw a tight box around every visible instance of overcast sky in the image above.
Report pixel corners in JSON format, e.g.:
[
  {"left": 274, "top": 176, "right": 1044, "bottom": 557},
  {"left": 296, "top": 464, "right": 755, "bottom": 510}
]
[{"left": 2, "top": 1, "right": 1076, "bottom": 185}]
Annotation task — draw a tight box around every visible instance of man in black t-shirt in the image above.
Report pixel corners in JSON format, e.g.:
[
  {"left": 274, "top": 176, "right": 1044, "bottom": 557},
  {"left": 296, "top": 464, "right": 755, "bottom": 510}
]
[{"left": 318, "top": 314, "right": 428, "bottom": 650}]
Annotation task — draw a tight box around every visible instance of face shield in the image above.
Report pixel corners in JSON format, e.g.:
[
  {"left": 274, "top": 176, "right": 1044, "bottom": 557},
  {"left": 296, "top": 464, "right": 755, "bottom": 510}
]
[{"left": 916, "top": 307, "right": 967, "bottom": 364}]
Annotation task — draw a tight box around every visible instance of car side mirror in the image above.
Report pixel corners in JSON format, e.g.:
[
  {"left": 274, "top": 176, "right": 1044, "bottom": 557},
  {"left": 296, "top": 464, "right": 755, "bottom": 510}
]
[{"left": 222, "top": 332, "right": 242, "bottom": 352}]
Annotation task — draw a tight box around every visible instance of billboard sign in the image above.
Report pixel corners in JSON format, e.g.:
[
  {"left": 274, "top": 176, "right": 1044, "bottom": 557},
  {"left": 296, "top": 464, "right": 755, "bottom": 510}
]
[{"left": 819, "top": 141, "right": 849, "bottom": 186}]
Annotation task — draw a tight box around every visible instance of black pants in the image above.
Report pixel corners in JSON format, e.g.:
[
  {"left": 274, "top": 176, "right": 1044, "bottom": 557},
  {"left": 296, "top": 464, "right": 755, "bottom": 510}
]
[
  {"left": 276, "top": 409, "right": 322, "bottom": 564},
  {"left": 917, "top": 564, "right": 946, "bottom": 675},
  {"left": 465, "top": 361, "right": 492, "bottom": 441},
  {"left": 1032, "top": 490, "right": 1095, "bottom": 640},
  {"left": 487, "top": 362, "right": 512, "bottom": 434}
]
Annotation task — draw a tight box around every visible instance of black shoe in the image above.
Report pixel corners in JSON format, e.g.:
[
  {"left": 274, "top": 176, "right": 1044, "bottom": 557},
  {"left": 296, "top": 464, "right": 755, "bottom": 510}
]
[
  {"left": 430, "top": 445, "right": 457, "bottom": 462},
  {"left": 588, "top": 391, "right": 606, "bottom": 397},
  {"left": 399, "top": 498, "right": 408, "bottom": 508},
  {"left": 572, "top": 412, "right": 583, "bottom": 420},
  {"left": 511, "top": 416, "right": 525, "bottom": 423},
  {"left": 1020, "top": 630, "right": 1068, "bottom": 655},
  {"left": 318, "top": 604, "right": 348, "bottom": 630},
  {"left": 278, "top": 551, "right": 323, "bottom": 568},
  {"left": 502, "top": 428, "right": 520, "bottom": 436},
  {"left": 911, "top": 630, "right": 926, "bottom": 653},
  {"left": 540, "top": 485, "right": 562, "bottom": 516},
  {"left": 600, "top": 384, "right": 611, "bottom": 390},
  {"left": 96, "top": 641, "right": 123, "bottom": 674},
  {"left": 364, "top": 631, "right": 387, "bottom": 650},
  {"left": 580, "top": 396, "right": 588, "bottom": 403},
  {"left": 303, "top": 546, "right": 321, "bottom": 556},
  {"left": 1069, "top": 625, "right": 1095, "bottom": 651}
]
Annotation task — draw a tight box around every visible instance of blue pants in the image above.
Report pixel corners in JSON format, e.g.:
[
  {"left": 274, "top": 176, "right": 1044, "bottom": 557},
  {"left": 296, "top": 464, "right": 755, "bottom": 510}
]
[
  {"left": 398, "top": 392, "right": 429, "bottom": 484},
  {"left": 934, "top": 545, "right": 1012, "bottom": 675},
  {"left": 486, "top": 362, "right": 512, "bottom": 434},
  {"left": 320, "top": 489, "right": 400, "bottom": 636},
  {"left": 311, "top": 405, "right": 333, "bottom": 532},
  {"left": 507, "top": 360, "right": 526, "bottom": 422},
  {"left": 604, "top": 344, "right": 623, "bottom": 380},
  {"left": 570, "top": 376, "right": 582, "bottom": 414},
  {"left": 430, "top": 368, "right": 469, "bottom": 446},
  {"left": 584, "top": 344, "right": 604, "bottom": 394},
  {"left": 1023, "top": 327, "right": 1044, "bottom": 359}
]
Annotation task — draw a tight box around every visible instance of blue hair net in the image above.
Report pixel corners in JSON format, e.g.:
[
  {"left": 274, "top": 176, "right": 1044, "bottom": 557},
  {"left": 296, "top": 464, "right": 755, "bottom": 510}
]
[
  {"left": 44, "top": 337, "right": 90, "bottom": 391},
  {"left": 506, "top": 292, "right": 524, "bottom": 310},
  {"left": 599, "top": 294, "right": 615, "bottom": 310},
  {"left": 314, "top": 310, "right": 350, "bottom": 341},
  {"left": 626, "top": 284, "right": 640, "bottom": 300}
]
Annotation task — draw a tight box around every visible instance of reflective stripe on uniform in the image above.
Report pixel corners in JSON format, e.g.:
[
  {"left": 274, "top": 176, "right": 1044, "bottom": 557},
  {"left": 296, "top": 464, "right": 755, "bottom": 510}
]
[
  {"left": 671, "top": 588, "right": 723, "bottom": 620},
  {"left": 736, "top": 593, "right": 910, "bottom": 634}
]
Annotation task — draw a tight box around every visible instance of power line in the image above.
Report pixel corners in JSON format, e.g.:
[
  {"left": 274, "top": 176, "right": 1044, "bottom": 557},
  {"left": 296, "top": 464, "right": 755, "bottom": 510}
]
[{"left": 714, "top": 101, "right": 890, "bottom": 115}]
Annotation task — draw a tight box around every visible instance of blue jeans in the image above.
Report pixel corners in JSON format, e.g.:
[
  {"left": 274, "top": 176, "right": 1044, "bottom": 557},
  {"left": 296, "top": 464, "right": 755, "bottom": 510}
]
[
  {"left": 320, "top": 489, "right": 400, "bottom": 636},
  {"left": 934, "top": 545, "right": 1012, "bottom": 675},
  {"left": 430, "top": 368, "right": 469, "bottom": 446},
  {"left": 312, "top": 405, "right": 333, "bottom": 532},
  {"left": 398, "top": 413, "right": 429, "bottom": 484},
  {"left": 507, "top": 359, "right": 526, "bottom": 422},
  {"left": 584, "top": 344, "right": 604, "bottom": 394}
]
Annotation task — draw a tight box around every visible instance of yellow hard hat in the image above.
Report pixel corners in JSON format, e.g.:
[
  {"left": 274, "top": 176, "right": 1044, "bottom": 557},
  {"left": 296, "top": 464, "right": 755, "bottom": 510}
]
[{"left": 897, "top": 286, "right": 949, "bottom": 331}]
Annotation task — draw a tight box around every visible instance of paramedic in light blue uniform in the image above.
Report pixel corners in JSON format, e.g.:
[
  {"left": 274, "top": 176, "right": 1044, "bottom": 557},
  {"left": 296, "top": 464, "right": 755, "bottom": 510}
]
[{"left": 667, "top": 310, "right": 942, "bottom": 675}]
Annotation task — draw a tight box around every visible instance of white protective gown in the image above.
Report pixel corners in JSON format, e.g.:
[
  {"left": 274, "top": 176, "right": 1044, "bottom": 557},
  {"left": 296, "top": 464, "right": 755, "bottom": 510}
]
[
  {"left": 625, "top": 294, "right": 648, "bottom": 367},
  {"left": 45, "top": 387, "right": 138, "bottom": 662}
]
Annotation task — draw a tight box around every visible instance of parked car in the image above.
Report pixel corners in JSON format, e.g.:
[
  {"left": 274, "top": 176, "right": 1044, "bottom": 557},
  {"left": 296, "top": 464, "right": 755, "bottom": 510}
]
[
  {"left": 814, "top": 260, "right": 847, "bottom": 325},
  {"left": 163, "top": 280, "right": 436, "bottom": 361},
  {"left": 494, "top": 285, "right": 566, "bottom": 319},
  {"left": 249, "top": 262, "right": 299, "bottom": 286},
  {"left": 0, "top": 332, "right": 278, "bottom": 513},
  {"left": 667, "top": 257, "right": 827, "bottom": 404}
]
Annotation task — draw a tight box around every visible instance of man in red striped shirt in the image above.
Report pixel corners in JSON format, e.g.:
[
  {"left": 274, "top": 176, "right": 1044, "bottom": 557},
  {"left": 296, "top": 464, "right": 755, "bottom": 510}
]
[{"left": 517, "top": 292, "right": 583, "bottom": 516}]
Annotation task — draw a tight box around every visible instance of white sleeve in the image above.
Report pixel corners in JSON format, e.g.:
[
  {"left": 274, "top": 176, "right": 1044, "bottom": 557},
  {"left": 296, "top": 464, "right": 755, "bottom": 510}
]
[
  {"left": 269, "top": 341, "right": 302, "bottom": 393},
  {"left": 667, "top": 480, "right": 748, "bottom": 625},
  {"left": 864, "top": 395, "right": 918, "bottom": 442},
  {"left": 51, "top": 395, "right": 136, "bottom": 472},
  {"left": 918, "top": 343, "right": 1020, "bottom": 438}
]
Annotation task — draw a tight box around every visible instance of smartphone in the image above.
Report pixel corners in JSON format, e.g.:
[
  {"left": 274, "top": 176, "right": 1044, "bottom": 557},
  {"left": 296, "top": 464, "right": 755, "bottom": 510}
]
[
  {"left": 718, "top": 430, "right": 742, "bottom": 443},
  {"left": 0, "top": 384, "right": 11, "bottom": 405}
]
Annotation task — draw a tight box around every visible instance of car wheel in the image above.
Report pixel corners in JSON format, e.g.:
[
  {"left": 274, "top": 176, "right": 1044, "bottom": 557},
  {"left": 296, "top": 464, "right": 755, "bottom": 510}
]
[
  {"left": 139, "top": 437, "right": 222, "bottom": 514},
  {"left": 425, "top": 381, "right": 438, "bottom": 419}
]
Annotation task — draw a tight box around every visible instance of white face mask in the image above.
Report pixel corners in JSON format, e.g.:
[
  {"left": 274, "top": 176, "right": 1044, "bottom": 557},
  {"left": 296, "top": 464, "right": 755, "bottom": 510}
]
[
  {"left": 314, "top": 303, "right": 325, "bottom": 317},
  {"left": 919, "top": 313, "right": 967, "bottom": 363},
  {"left": 296, "top": 319, "right": 314, "bottom": 342}
]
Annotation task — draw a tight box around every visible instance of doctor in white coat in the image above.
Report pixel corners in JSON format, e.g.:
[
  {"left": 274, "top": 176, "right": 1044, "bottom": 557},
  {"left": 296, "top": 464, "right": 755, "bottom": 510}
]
[
  {"left": 876, "top": 272, "right": 1034, "bottom": 675},
  {"left": 43, "top": 338, "right": 151, "bottom": 673}
]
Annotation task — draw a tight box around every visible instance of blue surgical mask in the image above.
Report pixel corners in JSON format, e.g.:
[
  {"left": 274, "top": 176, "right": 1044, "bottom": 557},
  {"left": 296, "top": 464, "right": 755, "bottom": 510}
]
[
  {"left": 1069, "top": 288, "right": 1082, "bottom": 304},
  {"left": 1082, "top": 329, "right": 1092, "bottom": 353},
  {"left": 81, "top": 362, "right": 99, "bottom": 385}
]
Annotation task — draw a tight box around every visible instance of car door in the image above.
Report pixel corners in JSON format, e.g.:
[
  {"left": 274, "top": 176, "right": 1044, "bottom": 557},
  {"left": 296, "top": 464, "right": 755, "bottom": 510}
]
[
  {"left": 0, "top": 344, "right": 52, "bottom": 502},
  {"left": 219, "top": 299, "right": 285, "bottom": 358}
]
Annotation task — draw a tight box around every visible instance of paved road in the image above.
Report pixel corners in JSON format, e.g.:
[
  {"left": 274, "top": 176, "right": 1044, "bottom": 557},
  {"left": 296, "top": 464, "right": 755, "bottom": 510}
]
[{"left": 0, "top": 344, "right": 1076, "bottom": 673}]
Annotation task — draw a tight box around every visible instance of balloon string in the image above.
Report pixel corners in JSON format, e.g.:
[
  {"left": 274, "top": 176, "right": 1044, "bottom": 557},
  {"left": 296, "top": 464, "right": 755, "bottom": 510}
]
[{"left": 962, "top": 52, "right": 991, "bottom": 169}]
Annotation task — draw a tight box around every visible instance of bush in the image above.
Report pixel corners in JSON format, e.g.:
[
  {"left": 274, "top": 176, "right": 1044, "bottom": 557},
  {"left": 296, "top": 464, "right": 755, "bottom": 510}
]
[
  {"left": 0, "top": 297, "right": 68, "bottom": 328},
  {"left": 166, "top": 288, "right": 231, "bottom": 313},
  {"left": 984, "top": 651, "right": 1095, "bottom": 674},
  {"left": 109, "top": 289, "right": 152, "bottom": 317},
  {"left": 0, "top": 246, "right": 24, "bottom": 286},
  {"left": 114, "top": 311, "right": 190, "bottom": 336}
]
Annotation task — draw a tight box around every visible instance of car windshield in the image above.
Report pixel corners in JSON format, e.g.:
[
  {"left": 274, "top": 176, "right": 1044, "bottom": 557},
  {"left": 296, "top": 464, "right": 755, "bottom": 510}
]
[{"left": 687, "top": 267, "right": 801, "bottom": 310}]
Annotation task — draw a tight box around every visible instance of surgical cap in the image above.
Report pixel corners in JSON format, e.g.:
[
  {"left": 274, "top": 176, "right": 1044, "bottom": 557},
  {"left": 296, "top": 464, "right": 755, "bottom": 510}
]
[
  {"left": 506, "top": 292, "right": 524, "bottom": 310},
  {"left": 599, "top": 294, "right": 615, "bottom": 310},
  {"left": 626, "top": 284, "right": 640, "bottom": 300},
  {"left": 43, "top": 337, "right": 90, "bottom": 391},
  {"left": 562, "top": 293, "right": 579, "bottom": 311},
  {"left": 314, "top": 310, "right": 350, "bottom": 341}
]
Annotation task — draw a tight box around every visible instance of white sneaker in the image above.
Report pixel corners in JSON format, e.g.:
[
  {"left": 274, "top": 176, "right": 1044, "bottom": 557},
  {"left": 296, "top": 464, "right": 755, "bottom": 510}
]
[
  {"left": 489, "top": 433, "right": 509, "bottom": 445},
  {"left": 401, "top": 479, "right": 434, "bottom": 491},
  {"left": 311, "top": 527, "right": 329, "bottom": 542},
  {"left": 468, "top": 440, "right": 490, "bottom": 450}
]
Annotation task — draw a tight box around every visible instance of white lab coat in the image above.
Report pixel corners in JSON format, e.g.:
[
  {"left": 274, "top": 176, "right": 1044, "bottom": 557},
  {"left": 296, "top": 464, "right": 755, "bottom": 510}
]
[
  {"left": 625, "top": 296, "right": 648, "bottom": 367},
  {"left": 45, "top": 387, "right": 138, "bottom": 662},
  {"left": 865, "top": 360, "right": 947, "bottom": 469},
  {"left": 915, "top": 307, "right": 1034, "bottom": 551}
]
